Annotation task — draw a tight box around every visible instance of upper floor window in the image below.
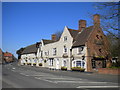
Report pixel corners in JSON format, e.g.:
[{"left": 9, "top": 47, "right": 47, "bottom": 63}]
[
  {"left": 77, "top": 47, "right": 83, "bottom": 54},
  {"left": 96, "top": 35, "right": 99, "bottom": 39},
  {"left": 44, "top": 51, "right": 49, "bottom": 56},
  {"left": 53, "top": 48, "right": 57, "bottom": 55},
  {"left": 99, "top": 49, "right": 102, "bottom": 53},
  {"left": 100, "top": 36, "right": 103, "bottom": 39},
  {"left": 64, "top": 45, "right": 67, "bottom": 53},
  {"left": 64, "top": 36, "right": 67, "bottom": 41}
]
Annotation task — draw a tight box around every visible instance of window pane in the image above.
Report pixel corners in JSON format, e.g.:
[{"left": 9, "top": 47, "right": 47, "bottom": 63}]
[{"left": 76, "top": 61, "right": 81, "bottom": 67}]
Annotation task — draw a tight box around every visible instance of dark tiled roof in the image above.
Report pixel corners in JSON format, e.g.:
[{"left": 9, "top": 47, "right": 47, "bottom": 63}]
[
  {"left": 42, "top": 39, "right": 56, "bottom": 45},
  {"left": 68, "top": 28, "right": 79, "bottom": 39},
  {"left": 21, "top": 44, "right": 38, "bottom": 54},
  {"left": 72, "top": 26, "right": 94, "bottom": 47}
]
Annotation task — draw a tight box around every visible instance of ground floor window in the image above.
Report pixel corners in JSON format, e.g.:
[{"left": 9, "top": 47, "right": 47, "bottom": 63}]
[
  {"left": 63, "top": 60, "right": 67, "bottom": 67},
  {"left": 72, "top": 60, "right": 85, "bottom": 68},
  {"left": 76, "top": 61, "right": 81, "bottom": 67},
  {"left": 49, "top": 58, "right": 54, "bottom": 66}
]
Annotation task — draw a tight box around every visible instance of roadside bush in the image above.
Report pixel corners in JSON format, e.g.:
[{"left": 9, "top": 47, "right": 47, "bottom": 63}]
[
  {"left": 33, "top": 63, "right": 36, "bottom": 66},
  {"left": 39, "top": 63, "right": 42, "bottom": 66},
  {"left": 61, "top": 66, "right": 67, "bottom": 70},
  {"left": 44, "top": 60, "right": 47, "bottom": 63},
  {"left": 71, "top": 67, "right": 85, "bottom": 72}
]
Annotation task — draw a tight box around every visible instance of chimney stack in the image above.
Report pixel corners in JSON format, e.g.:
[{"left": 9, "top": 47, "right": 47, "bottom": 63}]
[
  {"left": 93, "top": 14, "right": 100, "bottom": 26},
  {"left": 78, "top": 20, "right": 86, "bottom": 32},
  {"left": 51, "top": 34, "right": 57, "bottom": 41}
]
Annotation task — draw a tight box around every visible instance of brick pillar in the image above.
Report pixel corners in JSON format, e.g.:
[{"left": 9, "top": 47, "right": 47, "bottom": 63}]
[
  {"left": 78, "top": 20, "right": 86, "bottom": 32},
  {"left": 51, "top": 34, "right": 57, "bottom": 41},
  {"left": 93, "top": 14, "right": 100, "bottom": 26},
  {"left": 86, "top": 48, "right": 92, "bottom": 72}
]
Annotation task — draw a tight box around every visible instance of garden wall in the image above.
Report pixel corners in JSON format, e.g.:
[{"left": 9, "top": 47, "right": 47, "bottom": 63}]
[{"left": 98, "top": 68, "right": 120, "bottom": 75}]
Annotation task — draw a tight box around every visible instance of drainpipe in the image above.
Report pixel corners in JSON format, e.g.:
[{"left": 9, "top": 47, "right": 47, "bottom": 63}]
[{"left": 70, "top": 48, "right": 72, "bottom": 70}]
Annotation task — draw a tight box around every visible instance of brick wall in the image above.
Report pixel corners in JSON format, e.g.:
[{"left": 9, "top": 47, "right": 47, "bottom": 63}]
[{"left": 98, "top": 68, "right": 120, "bottom": 75}]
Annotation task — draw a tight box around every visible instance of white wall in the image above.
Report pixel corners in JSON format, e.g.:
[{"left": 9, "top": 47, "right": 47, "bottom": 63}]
[{"left": 38, "top": 26, "right": 73, "bottom": 70}]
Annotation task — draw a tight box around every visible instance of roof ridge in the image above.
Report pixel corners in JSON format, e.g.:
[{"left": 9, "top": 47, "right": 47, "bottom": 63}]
[{"left": 68, "top": 28, "right": 78, "bottom": 31}]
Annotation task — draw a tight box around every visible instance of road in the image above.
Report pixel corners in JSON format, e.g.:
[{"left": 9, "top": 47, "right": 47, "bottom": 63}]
[{"left": 2, "top": 62, "right": 120, "bottom": 89}]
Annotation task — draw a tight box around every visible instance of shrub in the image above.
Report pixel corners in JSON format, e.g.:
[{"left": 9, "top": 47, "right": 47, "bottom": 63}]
[
  {"left": 39, "top": 63, "right": 42, "bottom": 66},
  {"left": 71, "top": 67, "right": 85, "bottom": 72},
  {"left": 33, "top": 63, "right": 36, "bottom": 65},
  {"left": 61, "top": 66, "right": 67, "bottom": 70},
  {"left": 44, "top": 60, "right": 47, "bottom": 63}
]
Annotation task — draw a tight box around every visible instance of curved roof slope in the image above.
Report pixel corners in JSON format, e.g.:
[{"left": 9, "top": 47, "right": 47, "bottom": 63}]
[
  {"left": 72, "top": 26, "right": 94, "bottom": 47},
  {"left": 42, "top": 39, "right": 56, "bottom": 45},
  {"left": 21, "top": 44, "right": 38, "bottom": 54}
]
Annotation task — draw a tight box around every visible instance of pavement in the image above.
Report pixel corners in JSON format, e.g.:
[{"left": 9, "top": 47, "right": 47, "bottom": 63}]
[{"left": 2, "top": 62, "right": 120, "bottom": 89}]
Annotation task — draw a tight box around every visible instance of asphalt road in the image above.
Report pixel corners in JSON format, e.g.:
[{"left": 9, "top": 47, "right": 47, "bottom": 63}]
[{"left": 2, "top": 62, "right": 120, "bottom": 89}]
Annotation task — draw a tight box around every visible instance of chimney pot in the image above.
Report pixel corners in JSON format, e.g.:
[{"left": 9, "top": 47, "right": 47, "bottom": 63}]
[
  {"left": 51, "top": 34, "right": 57, "bottom": 41},
  {"left": 78, "top": 20, "right": 86, "bottom": 32},
  {"left": 93, "top": 14, "right": 100, "bottom": 26}
]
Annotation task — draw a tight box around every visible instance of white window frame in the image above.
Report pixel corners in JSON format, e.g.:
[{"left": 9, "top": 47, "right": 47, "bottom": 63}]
[
  {"left": 62, "top": 60, "right": 67, "bottom": 67},
  {"left": 63, "top": 45, "right": 67, "bottom": 53},
  {"left": 72, "top": 59, "right": 85, "bottom": 68},
  {"left": 77, "top": 47, "right": 84, "bottom": 54},
  {"left": 49, "top": 59, "right": 54, "bottom": 66},
  {"left": 53, "top": 48, "right": 57, "bottom": 55},
  {"left": 64, "top": 36, "right": 67, "bottom": 41}
]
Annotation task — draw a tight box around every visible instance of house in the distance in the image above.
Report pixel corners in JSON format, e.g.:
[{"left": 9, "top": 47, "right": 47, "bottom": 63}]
[
  {"left": 3, "top": 51, "right": 14, "bottom": 63},
  {"left": 0, "top": 48, "right": 4, "bottom": 64},
  {"left": 20, "top": 42, "right": 41, "bottom": 66},
  {"left": 18, "top": 14, "right": 111, "bottom": 72}
]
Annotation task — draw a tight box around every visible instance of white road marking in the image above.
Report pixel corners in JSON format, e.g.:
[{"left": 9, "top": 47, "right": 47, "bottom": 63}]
[
  {"left": 12, "top": 68, "right": 15, "bottom": 70},
  {"left": 28, "top": 75, "right": 49, "bottom": 77},
  {"left": 25, "top": 75, "right": 29, "bottom": 76},
  {"left": 34, "top": 77, "right": 57, "bottom": 84},
  {"left": 55, "top": 81, "right": 109, "bottom": 83},
  {"left": 49, "top": 78, "right": 82, "bottom": 80},
  {"left": 76, "top": 86, "right": 119, "bottom": 88},
  {"left": 11, "top": 70, "right": 15, "bottom": 72}
]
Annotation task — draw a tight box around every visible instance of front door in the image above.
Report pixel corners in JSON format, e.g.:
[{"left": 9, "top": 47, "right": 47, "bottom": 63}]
[{"left": 56, "top": 59, "right": 59, "bottom": 69}]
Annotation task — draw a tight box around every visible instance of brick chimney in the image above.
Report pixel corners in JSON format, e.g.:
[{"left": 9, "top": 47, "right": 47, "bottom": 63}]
[
  {"left": 51, "top": 34, "right": 57, "bottom": 41},
  {"left": 93, "top": 14, "right": 100, "bottom": 26},
  {"left": 78, "top": 20, "right": 86, "bottom": 32}
]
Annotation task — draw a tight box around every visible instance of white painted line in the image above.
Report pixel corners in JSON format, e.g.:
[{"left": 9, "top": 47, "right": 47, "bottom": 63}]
[
  {"left": 42, "top": 79, "right": 57, "bottom": 84},
  {"left": 76, "top": 86, "right": 119, "bottom": 88},
  {"left": 20, "top": 73, "right": 27, "bottom": 76},
  {"left": 12, "top": 68, "right": 15, "bottom": 69},
  {"left": 11, "top": 70, "right": 15, "bottom": 72},
  {"left": 55, "top": 81, "right": 109, "bottom": 84},
  {"left": 35, "top": 77, "right": 57, "bottom": 84},
  {"left": 25, "top": 75, "right": 29, "bottom": 76},
  {"left": 50, "top": 78, "right": 82, "bottom": 80}
]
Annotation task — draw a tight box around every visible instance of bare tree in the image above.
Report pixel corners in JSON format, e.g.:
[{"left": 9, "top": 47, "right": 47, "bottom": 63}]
[
  {"left": 93, "top": 2, "right": 119, "bottom": 39},
  {"left": 54, "top": 30, "right": 63, "bottom": 41}
]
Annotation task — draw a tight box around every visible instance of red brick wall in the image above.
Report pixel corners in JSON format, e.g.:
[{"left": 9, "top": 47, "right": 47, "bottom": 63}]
[
  {"left": 98, "top": 68, "right": 120, "bottom": 75},
  {"left": 86, "top": 26, "right": 110, "bottom": 72}
]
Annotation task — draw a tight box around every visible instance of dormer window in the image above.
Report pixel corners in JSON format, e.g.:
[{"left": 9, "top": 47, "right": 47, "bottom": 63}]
[{"left": 64, "top": 36, "right": 67, "bottom": 41}]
